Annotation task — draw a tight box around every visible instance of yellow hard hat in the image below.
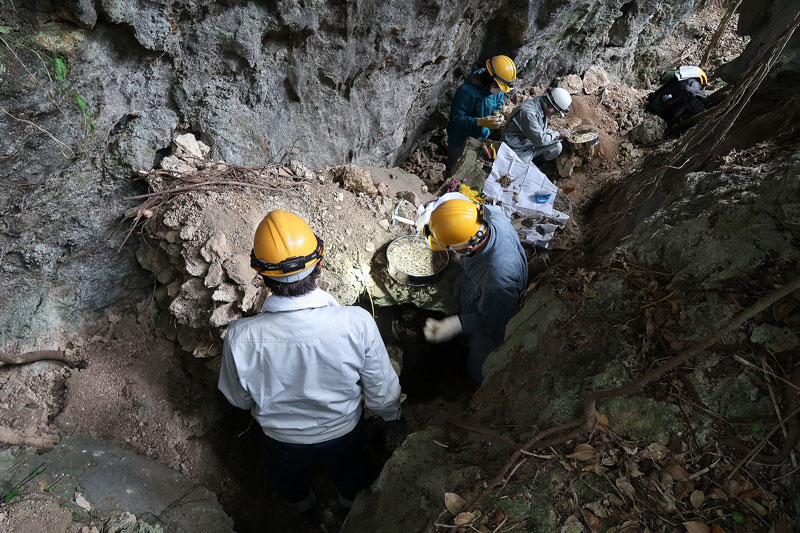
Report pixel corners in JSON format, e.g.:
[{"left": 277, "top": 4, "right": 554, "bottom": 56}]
[
  {"left": 486, "top": 55, "right": 517, "bottom": 93},
  {"left": 250, "top": 210, "right": 324, "bottom": 281},
  {"left": 424, "top": 199, "right": 486, "bottom": 252}
]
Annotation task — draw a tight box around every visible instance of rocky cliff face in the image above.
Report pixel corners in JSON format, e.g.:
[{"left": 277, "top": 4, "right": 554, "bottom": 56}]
[{"left": 0, "top": 0, "right": 699, "bottom": 348}]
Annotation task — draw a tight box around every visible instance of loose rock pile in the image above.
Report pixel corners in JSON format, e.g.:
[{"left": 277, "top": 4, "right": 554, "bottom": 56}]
[{"left": 136, "top": 135, "right": 457, "bottom": 361}]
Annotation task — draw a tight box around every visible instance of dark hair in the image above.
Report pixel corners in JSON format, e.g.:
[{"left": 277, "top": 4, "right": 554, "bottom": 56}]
[
  {"left": 478, "top": 70, "right": 495, "bottom": 90},
  {"left": 261, "top": 262, "right": 322, "bottom": 297}
]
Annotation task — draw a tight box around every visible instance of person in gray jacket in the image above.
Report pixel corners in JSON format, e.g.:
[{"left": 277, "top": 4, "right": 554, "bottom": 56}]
[
  {"left": 503, "top": 87, "right": 573, "bottom": 165},
  {"left": 218, "top": 209, "right": 404, "bottom": 513},
  {"left": 421, "top": 197, "right": 528, "bottom": 382}
]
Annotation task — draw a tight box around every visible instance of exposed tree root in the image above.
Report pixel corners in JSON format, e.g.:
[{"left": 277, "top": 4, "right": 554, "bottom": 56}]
[
  {"left": 0, "top": 350, "right": 85, "bottom": 369},
  {"left": 465, "top": 275, "right": 800, "bottom": 513}
]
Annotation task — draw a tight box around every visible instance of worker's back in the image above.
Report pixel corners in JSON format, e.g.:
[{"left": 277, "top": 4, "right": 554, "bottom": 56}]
[{"left": 221, "top": 291, "right": 401, "bottom": 443}]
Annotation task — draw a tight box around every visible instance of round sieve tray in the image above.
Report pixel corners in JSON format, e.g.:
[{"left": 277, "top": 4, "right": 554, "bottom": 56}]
[
  {"left": 567, "top": 128, "right": 600, "bottom": 147},
  {"left": 386, "top": 235, "right": 449, "bottom": 286}
]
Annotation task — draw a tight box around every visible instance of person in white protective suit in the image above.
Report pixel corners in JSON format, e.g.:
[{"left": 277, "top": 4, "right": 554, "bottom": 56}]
[
  {"left": 502, "top": 87, "right": 573, "bottom": 165},
  {"left": 218, "top": 209, "right": 405, "bottom": 513}
]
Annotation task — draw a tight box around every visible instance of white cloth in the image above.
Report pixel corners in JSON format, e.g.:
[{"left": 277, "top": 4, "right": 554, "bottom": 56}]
[
  {"left": 675, "top": 65, "right": 703, "bottom": 81},
  {"left": 218, "top": 288, "right": 402, "bottom": 444},
  {"left": 483, "top": 143, "right": 569, "bottom": 247},
  {"left": 416, "top": 191, "right": 472, "bottom": 227}
]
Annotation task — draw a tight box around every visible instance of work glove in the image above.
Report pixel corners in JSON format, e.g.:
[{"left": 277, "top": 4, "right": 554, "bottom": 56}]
[
  {"left": 424, "top": 315, "right": 462, "bottom": 343},
  {"left": 556, "top": 128, "right": 571, "bottom": 140},
  {"left": 416, "top": 202, "right": 435, "bottom": 231},
  {"left": 477, "top": 114, "right": 503, "bottom": 130}
]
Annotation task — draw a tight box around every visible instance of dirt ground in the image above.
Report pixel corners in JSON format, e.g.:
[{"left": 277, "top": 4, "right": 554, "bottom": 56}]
[{"left": 0, "top": 2, "right": 749, "bottom": 532}]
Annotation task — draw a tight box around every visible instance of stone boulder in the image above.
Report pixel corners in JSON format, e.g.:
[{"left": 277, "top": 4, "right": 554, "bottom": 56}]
[{"left": 331, "top": 165, "right": 379, "bottom": 196}]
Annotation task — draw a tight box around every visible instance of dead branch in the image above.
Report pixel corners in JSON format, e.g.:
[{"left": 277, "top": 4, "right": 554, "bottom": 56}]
[
  {"left": 722, "top": 369, "right": 799, "bottom": 468},
  {"left": 0, "top": 107, "right": 75, "bottom": 158},
  {"left": 700, "top": 0, "right": 743, "bottom": 68},
  {"left": 467, "top": 275, "right": 800, "bottom": 512},
  {"left": 123, "top": 179, "right": 284, "bottom": 201},
  {"left": 0, "top": 350, "right": 84, "bottom": 369}
]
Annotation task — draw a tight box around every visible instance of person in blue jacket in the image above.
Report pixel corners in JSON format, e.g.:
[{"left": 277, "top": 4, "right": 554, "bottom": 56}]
[
  {"left": 421, "top": 196, "right": 528, "bottom": 382},
  {"left": 446, "top": 55, "right": 517, "bottom": 176}
]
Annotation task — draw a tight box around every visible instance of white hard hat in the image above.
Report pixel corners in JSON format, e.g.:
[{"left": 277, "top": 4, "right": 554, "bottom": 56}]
[{"left": 545, "top": 87, "right": 572, "bottom": 117}]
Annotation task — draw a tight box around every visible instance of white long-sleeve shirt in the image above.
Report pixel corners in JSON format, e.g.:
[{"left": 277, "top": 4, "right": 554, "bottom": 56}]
[{"left": 218, "top": 288, "right": 402, "bottom": 444}]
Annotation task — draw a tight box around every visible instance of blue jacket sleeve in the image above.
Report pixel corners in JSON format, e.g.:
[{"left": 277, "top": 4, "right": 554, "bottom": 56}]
[
  {"left": 476, "top": 280, "right": 522, "bottom": 346},
  {"left": 450, "top": 85, "right": 480, "bottom": 132},
  {"left": 492, "top": 93, "right": 505, "bottom": 114}
]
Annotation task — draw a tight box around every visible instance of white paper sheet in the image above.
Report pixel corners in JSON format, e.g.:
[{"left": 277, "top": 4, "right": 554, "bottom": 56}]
[{"left": 484, "top": 143, "right": 569, "bottom": 247}]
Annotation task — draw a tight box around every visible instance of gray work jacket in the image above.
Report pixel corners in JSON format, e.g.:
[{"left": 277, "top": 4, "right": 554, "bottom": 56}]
[
  {"left": 503, "top": 97, "right": 560, "bottom": 161},
  {"left": 455, "top": 206, "right": 528, "bottom": 379}
]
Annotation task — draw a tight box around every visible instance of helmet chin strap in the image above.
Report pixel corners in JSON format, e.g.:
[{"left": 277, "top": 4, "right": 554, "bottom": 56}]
[{"left": 435, "top": 223, "right": 489, "bottom": 253}]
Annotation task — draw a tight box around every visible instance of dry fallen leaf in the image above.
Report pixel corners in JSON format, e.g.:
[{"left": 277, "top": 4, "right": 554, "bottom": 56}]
[
  {"left": 641, "top": 443, "right": 669, "bottom": 461},
  {"left": 743, "top": 497, "right": 768, "bottom": 517},
  {"left": 708, "top": 488, "right": 729, "bottom": 501},
  {"left": 445, "top": 492, "right": 466, "bottom": 514},
  {"left": 454, "top": 511, "right": 475, "bottom": 526},
  {"left": 581, "top": 509, "right": 603, "bottom": 531},
  {"left": 690, "top": 490, "right": 705, "bottom": 509},
  {"left": 724, "top": 479, "right": 743, "bottom": 498},
  {"left": 710, "top": 525, "right": 725, "bottom": 533},
  {"left": 660, "top": 471, "right": 674, "bottom": 490},
  {"left": 595, "top": 410, "right": 610, "bottom": 430},
  {"left": 738, "top": 488, "right": 761, "bottom": 499},
  {"left": 583, "top": 286, "right": 598, "bottom": 298},
  {"left": 585, "top": 500, "right": 609, "bottom": 519},
  {"left": 567, "top": 443, "right": 597, "bottom": 461},
  {"left": 615, "top": 477, "right": 636, "bottom": 498},
  {"left": 37, "top": 480, "right": 47, "bottom": 489},
  {"left": 773, "top": 300, "right": 797, "bottom": 322},
  {"left": 664, "top": 460, "right": 689, "bottom": 481},
  {"left": 674, "top": 480, "right": 694, "bottom": 502},
  {"left": 616, "top": 520, "right": 639, "bottom": 533},
  {"left": 683, "top": 520, "right": 710, "bottom": 533}
]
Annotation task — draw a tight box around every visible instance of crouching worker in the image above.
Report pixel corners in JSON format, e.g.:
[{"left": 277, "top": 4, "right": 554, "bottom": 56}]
[
  {"left": 218, "top": 210, "right": 405, "bottom": 512},
  {"left": 446, "top": 55, "right": 517, "bottom": 176},
  {"left": 503, "top": 87, "right": 573, "bottom": 165},
  {"left": 421, "top": 198, "right": 528, "bottom": 382},
  {"left": 645, "top": 65, "right": 708, "bottom": 127}
]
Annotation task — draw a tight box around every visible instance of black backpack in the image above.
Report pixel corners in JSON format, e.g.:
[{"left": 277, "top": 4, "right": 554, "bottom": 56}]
[{"left": 646, "top": 77, "right": 708, "bottom": 126}]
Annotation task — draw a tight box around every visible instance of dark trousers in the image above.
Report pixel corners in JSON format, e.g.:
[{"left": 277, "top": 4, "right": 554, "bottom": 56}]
[
  {"left": 257, "top": 417, "right": 372, "bottom": 503},
  {"left": 446, "top": 138, "right": 466, "bottom": 177}
]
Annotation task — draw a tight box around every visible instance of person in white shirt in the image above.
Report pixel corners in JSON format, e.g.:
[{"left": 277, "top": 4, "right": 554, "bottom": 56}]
[{"left": 218, "top": 209, "right": 404, "bottom": 512}]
